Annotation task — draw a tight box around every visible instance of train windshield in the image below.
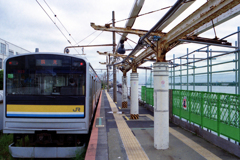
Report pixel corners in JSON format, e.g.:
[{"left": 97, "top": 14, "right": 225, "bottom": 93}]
[{"left": 6, "top": 54, "right": 86, "bottom": 96}]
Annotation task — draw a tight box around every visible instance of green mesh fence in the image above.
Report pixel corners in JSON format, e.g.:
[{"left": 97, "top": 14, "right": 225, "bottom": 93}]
[
  {"left": 141, "top": 87, "right": 240, "bottom": 142},
  {"left": 172, "top": 89, "right": 240, "bottom": 142},
  {"left": 141, "top": 86, "right": 146, "bottom": 102},
  {"left": 141, "top": 86, "right": 154, "bottom": 106}
]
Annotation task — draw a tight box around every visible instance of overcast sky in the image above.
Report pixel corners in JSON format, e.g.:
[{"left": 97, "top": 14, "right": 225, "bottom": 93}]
[{"left": 1, "top": 0, "right": 240, "bottom": 83}]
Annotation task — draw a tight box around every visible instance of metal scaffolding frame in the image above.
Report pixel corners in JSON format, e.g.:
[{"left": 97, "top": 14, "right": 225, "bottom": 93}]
[{"left": 169, "top": 27, "right": 240, "bottom": 95}]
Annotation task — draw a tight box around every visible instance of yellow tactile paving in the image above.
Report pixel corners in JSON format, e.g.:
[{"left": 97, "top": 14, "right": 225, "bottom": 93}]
[
  {"left": 105, "top": 91, "right": 149, "bottom": 160},
  {"left": 145, "top": 114, "right": 222, "bottom": 160}
]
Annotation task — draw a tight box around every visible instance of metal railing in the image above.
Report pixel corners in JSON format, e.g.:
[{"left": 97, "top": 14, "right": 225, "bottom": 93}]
[
  {"left": 141, "top": 86, "right": 240, "bottom": 143},
  {"left": 172, "top": 89, "right": 240, "bottom": 142}
]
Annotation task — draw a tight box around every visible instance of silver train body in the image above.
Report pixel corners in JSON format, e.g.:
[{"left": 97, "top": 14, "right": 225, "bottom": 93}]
[{"left": 3, "top": 53, "right": 101, "bottom": 150}]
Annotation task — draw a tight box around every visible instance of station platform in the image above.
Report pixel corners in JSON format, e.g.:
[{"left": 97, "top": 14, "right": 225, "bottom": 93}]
[{"left": 85, "top": 90, "right": 239, "bottom": 160}]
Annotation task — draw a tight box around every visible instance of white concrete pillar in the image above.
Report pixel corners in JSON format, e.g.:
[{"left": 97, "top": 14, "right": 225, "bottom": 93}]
[
  {"left": 130, "top": 72, "right": 139, "bottom": 119},
  {"left": 122, "top": 76, "right": 128, "bottom": 108},
  {"left": 153, "top": 62, "right": 169, "bottom": 150}
]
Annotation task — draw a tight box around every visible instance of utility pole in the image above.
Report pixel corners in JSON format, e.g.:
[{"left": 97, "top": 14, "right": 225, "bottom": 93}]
[{"left": 112, "top": 11, "right": 117, "bottom": 102}]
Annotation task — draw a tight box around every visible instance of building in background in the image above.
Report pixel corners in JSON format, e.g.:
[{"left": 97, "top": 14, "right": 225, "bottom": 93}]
[{"left": 0, "top": 38, "right": 30, "bottom": 69}]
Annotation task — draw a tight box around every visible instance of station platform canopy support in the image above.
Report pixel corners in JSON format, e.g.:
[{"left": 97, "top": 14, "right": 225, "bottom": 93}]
[{"left": 92, "top": 0, "right": 240, "bottom": 150}]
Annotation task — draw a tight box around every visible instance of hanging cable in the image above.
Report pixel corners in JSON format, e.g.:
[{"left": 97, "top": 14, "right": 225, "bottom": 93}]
[
  {"left": 75, "top": 30, "right": 98, "bottom": 45},
  {"left": 43, "top": 0, "right": 78, "bottom": 45},
  {"left": 108, "top": 6, "right": 172, "bottom": 26},
  {"left": 36, "top": 0, "right": 71, "bottom": 44},
  {"left": 88, "top": 31, "right": 104, "bottom": 45},
  {"left": 75, "top": 19, "right": 112, "bottom": 45},
  {"left": 36, "top": 0, "right": 80, "bottom": 54}
]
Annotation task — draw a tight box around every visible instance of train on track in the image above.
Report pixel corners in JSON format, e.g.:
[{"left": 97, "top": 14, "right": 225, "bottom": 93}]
[{"left": 2, "top": 52, "right": 101, "bottom": 158}]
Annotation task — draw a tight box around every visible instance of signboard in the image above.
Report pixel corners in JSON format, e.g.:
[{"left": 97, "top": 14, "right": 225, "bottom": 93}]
[{"left": 182, "top": 96, "right": 187, "bottom": 110}]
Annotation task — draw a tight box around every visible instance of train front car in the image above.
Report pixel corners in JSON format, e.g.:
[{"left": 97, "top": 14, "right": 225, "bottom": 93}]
[{"left": 3, "top": 53, "right": 92, "bottom": 158}]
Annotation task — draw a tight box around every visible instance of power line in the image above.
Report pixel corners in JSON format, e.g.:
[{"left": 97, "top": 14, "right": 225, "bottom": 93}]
[
  {"left": 88, "top": 31, "right": 104, "bottom": 45},
  {"left": 75, "top": 30, "right": 98, "bottom": 45},
  {"left": 36, "top": 0, "right": 80, "bottom": 54},
  {"left": 75, "top": 19, "right": 112, "bottom": 45},
  {"left": 43, "top": 0, "right": 78, "bottom": 45},
  {"left": 108, "top": 6, "right": 172, "bottom": 26},
  {"left": 36, "top": 0, "right": 71, "bottom": 44}
]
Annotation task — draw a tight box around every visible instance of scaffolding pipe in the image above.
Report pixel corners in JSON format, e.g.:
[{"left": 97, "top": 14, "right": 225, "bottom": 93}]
[{"left": 238, "top": 26, "right": 240, "bottom": 94}]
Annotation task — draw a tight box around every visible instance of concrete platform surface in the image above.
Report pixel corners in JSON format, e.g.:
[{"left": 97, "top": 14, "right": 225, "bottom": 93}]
[{"left": 86, "top": 90, "right": 239, "bottom": 160}]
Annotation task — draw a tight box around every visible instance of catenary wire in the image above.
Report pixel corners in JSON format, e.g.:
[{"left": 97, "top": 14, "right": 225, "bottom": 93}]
[
  {"left": 42, "top": 0, "right": 80, "bottom": 54},
  {"left": 88, "top": 31, "right": 104, "bottom": 45},
  {"left": 36, "top": 0, "right": 80, "bottom": 54},
  {"left": 108, "top": 6, "right": 172, "bottom": 26},
  {"left": 75, "top": 19, "right": 112, "bottom": 45},
  {"left": 43, "top": 0, "right": 78, "bottom": 45}
]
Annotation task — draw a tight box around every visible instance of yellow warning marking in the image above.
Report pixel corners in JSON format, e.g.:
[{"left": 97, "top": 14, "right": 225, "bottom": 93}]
[
  {"left": 145, "top": 114, "right": 222, "bottom": 160},
  {"left": 118, "top": 107, "right": 122, "bottom": 109},
  {"left": 125, "top": 116, "right": 129, "bottom": 121},
  {"left": 115, "top": 102, "right": 117, "bottom": 104},
  {"left": 169, "top": 128, "right": 222, "bottom": 160},
  {"left": 105, "top": 91, "right": 149, "bottom": 160}
]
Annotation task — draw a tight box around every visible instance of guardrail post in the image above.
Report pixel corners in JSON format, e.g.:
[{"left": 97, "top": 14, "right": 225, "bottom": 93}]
[
  {"left": 189, "top": 91, "right": 191, "bottom": 123},
  {"left": 180, "top": 58, "right": 182, "bottom": 90},
  {"left": 217, "top": 93, "right": 220, "bottom": 136},
  {"left": 180, "top": 90, "right": 182, "bottom": 120},
  {"left": 201, "top": 92, "right": 204, "bottom": 128},
  {"left": 235, "top": 41, "right": 238, "bottom": 94},
  {"left": 193, "top": 54, "right": 195, "bottom": 91},
  {"left": 207, "top": 46, "right": 209, "bottom": 92},
  {"left": 153, "top": 62, "right": 169, "bottom": 150},
  {"left": 173, "top": 54, "right": 175, "bottom": 89}
]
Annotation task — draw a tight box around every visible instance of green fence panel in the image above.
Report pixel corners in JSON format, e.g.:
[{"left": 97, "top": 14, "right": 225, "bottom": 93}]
[
  {"left": 172, "top": 89, "right": 240, "bottom": 143},
  {"left": 145, "top": 87, "right": 154, "bottom": 106},
  {"left": 220, "top": 123, "right": 239, "bottom": 141},
  {"left": 190, "top": 113, "right": 202, "bottom": 125},
  {"left": 141, "top": 86, "right": 146, "bottom": 102},
  {"left": 172, "top": 90, "right": 181, "bottom": 116},
  {"left": 189, "top": 91, "right": 202, "bottom": 125},
  {"left": 146, "top": 87, "right": 151, "bottom": 105},
  {"left": 203, "top": 117, "right": 218, "bottom": 132},
  {"left": 219, "top": 93, "right": 240, "bottom": 142},
  {"left": 202, "top": 92, "right": 218, "bottom": 132},
  {"left": 150, "top": 88, "right": 154, "bottom": 106}
]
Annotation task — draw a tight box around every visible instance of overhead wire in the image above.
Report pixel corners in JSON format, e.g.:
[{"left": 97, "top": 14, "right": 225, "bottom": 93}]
[
  {"left": 88, "top": 31, "right": 104, "bottom": 45},
  {"left": 36, "top": 0, "right": 80, "bottom": 54},
  {"left": 75, "top": 30, "right": 98, "bottom": 45},
  {"left": 43, "top": 0, "right": 78, "bottom": 45},
  {"left": 108, "top": 6, "right": 172, "bottom": 26},
  {"left": 75, "top": 19, "right": 112, "bottom": 45}
]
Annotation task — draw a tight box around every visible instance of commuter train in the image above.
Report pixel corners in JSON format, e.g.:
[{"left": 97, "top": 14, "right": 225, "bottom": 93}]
[{"left": 3, "top": 53, "right": 101, "bottom": 157}]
